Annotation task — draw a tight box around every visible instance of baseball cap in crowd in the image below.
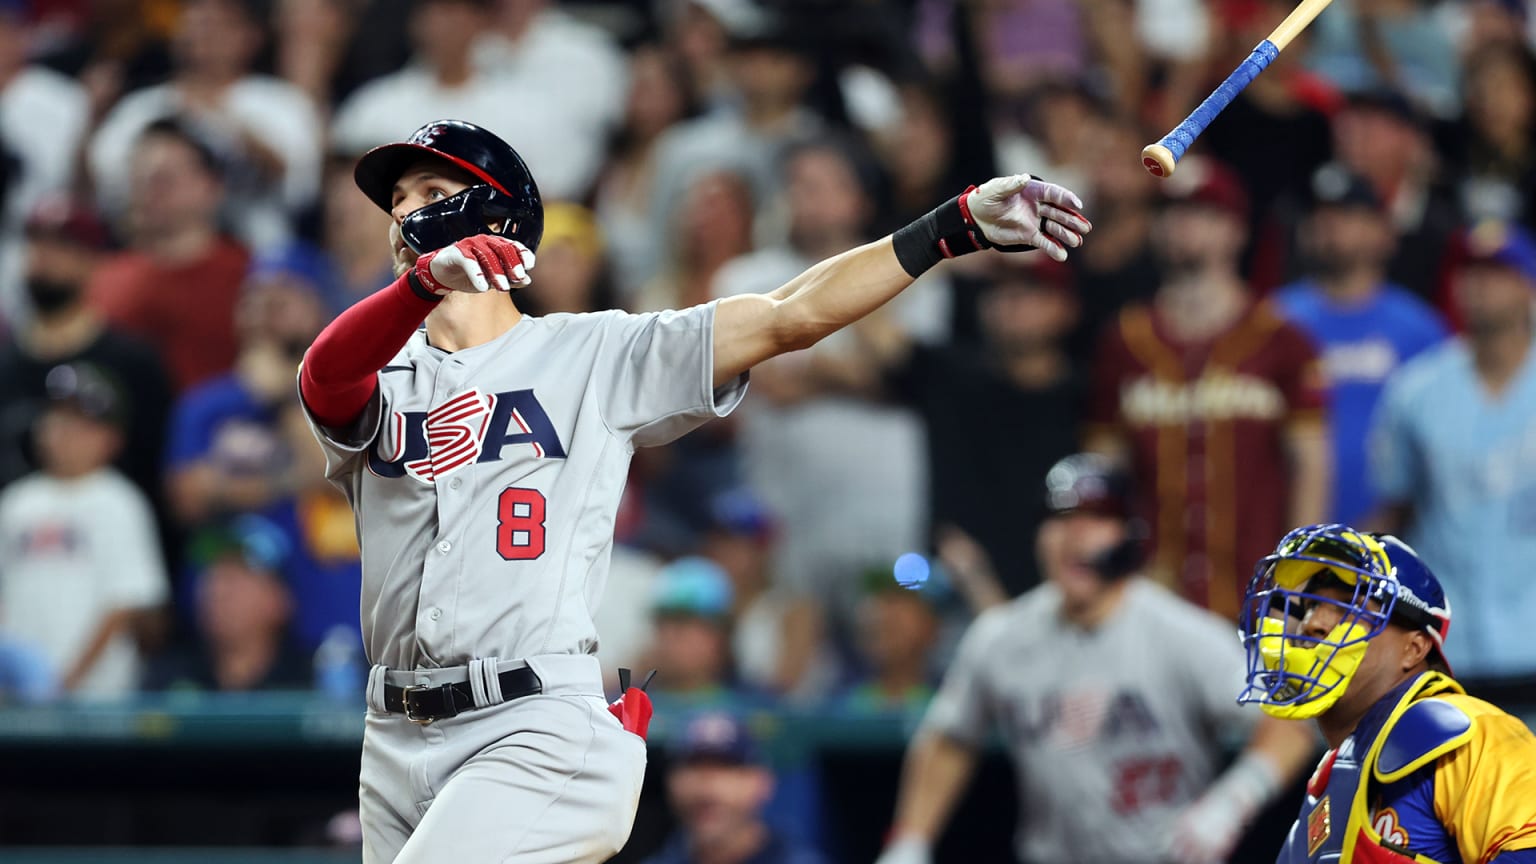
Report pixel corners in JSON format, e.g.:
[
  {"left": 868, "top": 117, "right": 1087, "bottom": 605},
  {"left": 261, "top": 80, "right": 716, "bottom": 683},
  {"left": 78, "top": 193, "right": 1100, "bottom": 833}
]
[
  {"left": 715, "top": 1, "right": 803, "bottom": 52},
  {"left": 247, "top": 243, "right": 338, "bottom": 295},
  {"left": 1309, "top": 162, "right": 1382, "bottom": 213},
  {"left": 25, "top": 195, "right": 111, "bottom": 250},
  {"left": 671, "top": 711, "right": 762, "bottom": 765},
  {"left": 707, "top": 487, "right": 775, "bottom": 543},
  {"left": 540, "top": 203, "right": 605, "bottom": 260},
  {"left": 189, "top": 514, "right": 294, "bottom": 574},
  {"left": 1159, "top": 156, "right": 1249, "bottom": 223},
  {"left": 680, "top": 0, "right": 771, "bottom": 41},
  {"left": 1345, "top": 88, "right": 1424, "bottom": 129},
  {"left": 651, "top": 556, "right": 734, "bottom": 618},
  {"left": 1461, "top": 220, "right": 1536, "bottom": 285},
  {"left": 43, "top": 363, "right": 127, "bottom": 428}
]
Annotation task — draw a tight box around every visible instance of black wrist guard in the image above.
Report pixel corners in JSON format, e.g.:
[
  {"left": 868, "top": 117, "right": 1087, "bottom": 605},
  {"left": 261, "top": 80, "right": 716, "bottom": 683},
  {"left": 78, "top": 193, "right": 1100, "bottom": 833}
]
[
  {"left": 891, "top": 185, "right": 992, "bottom": 278},
  {"left": 405, "top": 271, "right": 444, "bottom": 303}
]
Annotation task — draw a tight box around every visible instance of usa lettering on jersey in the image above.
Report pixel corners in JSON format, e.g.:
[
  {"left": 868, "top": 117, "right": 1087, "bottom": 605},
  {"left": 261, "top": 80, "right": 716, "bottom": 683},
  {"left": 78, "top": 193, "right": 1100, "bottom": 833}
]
[{"left": 367, "top": 387, "right": 568, "bottom": 482}]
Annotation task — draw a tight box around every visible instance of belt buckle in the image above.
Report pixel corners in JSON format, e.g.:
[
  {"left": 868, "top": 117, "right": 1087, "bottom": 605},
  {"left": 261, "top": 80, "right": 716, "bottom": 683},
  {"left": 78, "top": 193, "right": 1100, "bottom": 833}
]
[{"left": 401, "top": 685, "right": 435, "bottom": 725}]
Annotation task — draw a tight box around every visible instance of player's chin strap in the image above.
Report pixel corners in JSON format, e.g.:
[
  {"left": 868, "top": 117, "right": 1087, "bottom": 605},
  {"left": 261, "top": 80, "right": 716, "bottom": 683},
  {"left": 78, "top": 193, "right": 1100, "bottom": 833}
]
[{"left": 609, "top": 668, "right": 657, "bottom": 740}]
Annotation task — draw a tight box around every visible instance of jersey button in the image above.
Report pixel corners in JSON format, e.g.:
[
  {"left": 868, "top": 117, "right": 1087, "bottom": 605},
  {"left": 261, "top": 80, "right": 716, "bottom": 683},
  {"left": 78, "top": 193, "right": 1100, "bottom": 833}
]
[
  {"left": 450, "top": 478, "right": 462, "bottom": 490},
  {"left": 428, "top": 608, "right": 442, "bottom": 621},
  {"left": 437, "top": 540, "right": 452, "bottom": 553}
]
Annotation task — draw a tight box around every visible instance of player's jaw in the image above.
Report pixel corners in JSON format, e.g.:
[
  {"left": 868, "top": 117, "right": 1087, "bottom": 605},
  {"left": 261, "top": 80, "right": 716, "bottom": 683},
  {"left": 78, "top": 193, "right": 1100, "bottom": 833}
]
[
  {"left": 388, "top": 222, "right": 415, "bottom": 276},
  {"left": 1038, "top": 517, "right": 1116, "bottom": 606},
  {"left": 385, "top": 159, "right": 479, "bottom": 273}
]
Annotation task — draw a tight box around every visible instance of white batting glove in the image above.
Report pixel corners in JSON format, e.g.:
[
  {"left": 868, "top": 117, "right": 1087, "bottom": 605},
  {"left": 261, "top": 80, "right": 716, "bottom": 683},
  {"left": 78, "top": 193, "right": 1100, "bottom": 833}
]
[
  {"left": 413, "top": 235, "right": 535, "bottom": 295},
  {"left": 1162, "top": 752, "right": 1278, "bottom": 864},
  {"left": 965, "top": 174, "right": 1092, "bottom": 263},
  {"left": 1164, "top": 796, "right": 1248, "bottom": 864},
  {"left": 874, "top": 836, "right": 932, "bottom": 864}
]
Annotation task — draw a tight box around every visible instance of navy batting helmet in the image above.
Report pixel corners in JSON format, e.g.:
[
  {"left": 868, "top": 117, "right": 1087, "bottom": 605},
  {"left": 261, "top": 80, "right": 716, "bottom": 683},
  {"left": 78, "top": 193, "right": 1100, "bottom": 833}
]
[
  {"left": 354, "top": 120, "right": 544, "bottom": 257},
  {"left": 1044, "top": 453, "right": 1134, "bottom": 521},
  {"left": 1043, "top": 453, "right": 1144, "bottom": 578}
]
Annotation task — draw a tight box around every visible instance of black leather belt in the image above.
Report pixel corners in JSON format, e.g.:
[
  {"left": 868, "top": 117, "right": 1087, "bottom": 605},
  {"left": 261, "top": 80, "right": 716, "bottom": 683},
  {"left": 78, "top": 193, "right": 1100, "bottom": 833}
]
[{"left": 383, "top": 665, "right": 543, "bottom": 723}]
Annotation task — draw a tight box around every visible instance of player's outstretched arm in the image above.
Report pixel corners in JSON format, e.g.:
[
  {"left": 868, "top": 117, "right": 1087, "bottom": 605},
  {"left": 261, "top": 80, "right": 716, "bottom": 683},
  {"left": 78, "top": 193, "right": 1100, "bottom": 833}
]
[
  {"left": 876, "top": 731, "right": 980, "bottom": 864},
  {"left": 712, "top": 175, "right": 1091, "bottom": 387}
]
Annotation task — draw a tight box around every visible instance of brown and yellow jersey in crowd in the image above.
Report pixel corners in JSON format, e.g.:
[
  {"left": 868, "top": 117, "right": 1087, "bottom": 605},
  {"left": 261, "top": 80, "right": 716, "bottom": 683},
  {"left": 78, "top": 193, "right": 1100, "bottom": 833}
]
[{"left": 1087, "top": 299, "right": 1326, "bottom": 620}]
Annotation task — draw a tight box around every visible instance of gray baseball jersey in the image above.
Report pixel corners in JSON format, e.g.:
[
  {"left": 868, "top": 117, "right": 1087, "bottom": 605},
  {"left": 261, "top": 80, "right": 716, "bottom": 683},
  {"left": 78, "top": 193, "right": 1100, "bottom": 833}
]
[
  {"left": 921, "top": 579, "right": 1255, "bottom": 864},
  {"left": 303, "top": 303, "right": 747, "bottom": 670}
]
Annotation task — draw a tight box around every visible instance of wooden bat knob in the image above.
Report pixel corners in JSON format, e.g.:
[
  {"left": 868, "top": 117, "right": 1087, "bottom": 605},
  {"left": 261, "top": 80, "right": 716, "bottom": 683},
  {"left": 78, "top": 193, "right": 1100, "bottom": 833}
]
[{"left": 1142, "top": 144, "right": 1177, "bottom": 178}]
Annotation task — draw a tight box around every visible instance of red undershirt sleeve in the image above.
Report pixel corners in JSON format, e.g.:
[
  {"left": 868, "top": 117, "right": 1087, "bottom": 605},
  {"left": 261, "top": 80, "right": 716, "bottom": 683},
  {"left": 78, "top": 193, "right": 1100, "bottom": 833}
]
[{"left": 299, "top": 272, "right": 440, "bottom": 429}]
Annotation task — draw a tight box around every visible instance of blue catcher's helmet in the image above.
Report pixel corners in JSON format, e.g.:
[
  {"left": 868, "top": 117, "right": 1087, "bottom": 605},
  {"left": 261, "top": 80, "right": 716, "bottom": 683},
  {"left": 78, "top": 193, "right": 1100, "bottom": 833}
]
[
  {"left": 353, "top": 120, "right": 544, "bottom": 258},
  {"left": 1237, "top": 523, "right": 1451, "bottom": 720}
]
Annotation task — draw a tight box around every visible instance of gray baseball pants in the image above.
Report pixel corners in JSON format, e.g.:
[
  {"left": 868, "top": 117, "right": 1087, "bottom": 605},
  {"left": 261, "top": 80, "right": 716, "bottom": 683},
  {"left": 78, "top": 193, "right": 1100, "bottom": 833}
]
[{"left": 360, "top": 654, "right": 647, "bottom": 863}]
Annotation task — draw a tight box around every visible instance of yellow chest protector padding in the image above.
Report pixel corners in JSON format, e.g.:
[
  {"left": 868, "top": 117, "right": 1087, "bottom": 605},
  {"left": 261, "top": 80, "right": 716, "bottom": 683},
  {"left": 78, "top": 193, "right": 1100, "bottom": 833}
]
[{"left": 1340, "top": 673, "right": 1468, "bottom": 864}]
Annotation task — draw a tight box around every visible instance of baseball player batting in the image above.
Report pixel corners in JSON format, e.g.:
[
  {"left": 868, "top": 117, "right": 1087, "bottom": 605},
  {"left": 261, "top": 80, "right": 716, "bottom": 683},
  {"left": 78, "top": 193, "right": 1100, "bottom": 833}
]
[{"left": 296, "top": 119, "right": 1092, "bottom": 863}]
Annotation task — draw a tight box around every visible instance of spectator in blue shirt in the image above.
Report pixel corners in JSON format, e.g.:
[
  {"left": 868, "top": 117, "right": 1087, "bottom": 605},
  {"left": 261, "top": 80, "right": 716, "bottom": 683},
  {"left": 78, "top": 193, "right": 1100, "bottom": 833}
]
[
  {"left": 1277, "top": 163, "right": 1447, "bottom": 524},
  {"left": 1370, "top": 220, "right": 1536, "bottom": 682},
  {"left": 642, "top": 711, "right": 826, "bottom": 864},
  {"left": 164, "top": 250, "right": 330, "bottom": 529},
  {"left": 164, "top": 252, "right": 361, "bottom": 651}
]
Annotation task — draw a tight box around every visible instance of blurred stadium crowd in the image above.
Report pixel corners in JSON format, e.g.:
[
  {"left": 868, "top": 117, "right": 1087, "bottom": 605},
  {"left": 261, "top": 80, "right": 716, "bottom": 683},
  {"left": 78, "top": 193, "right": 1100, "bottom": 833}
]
[{"left": 0, "top": 0, "right": 1533, "bottom": 740}]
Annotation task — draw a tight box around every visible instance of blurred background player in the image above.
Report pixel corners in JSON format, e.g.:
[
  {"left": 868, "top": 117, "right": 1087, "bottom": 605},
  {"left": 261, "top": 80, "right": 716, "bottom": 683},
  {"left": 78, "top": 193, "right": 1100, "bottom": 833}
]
[
  {"left": 874, "top": 453, "right": 1315, "bottom": 864},
  {"left": 1086, "top": 156, "right": 1331, "bottom": 621},
  {"left": 0, "top": 363, "right": 168, "bottom": 698},
  {"left": 642, "top": 711, "right": 827, "bottom": 864},
  {"left": 1238, "top": 524, "right": 1536, "bottom": 862}
]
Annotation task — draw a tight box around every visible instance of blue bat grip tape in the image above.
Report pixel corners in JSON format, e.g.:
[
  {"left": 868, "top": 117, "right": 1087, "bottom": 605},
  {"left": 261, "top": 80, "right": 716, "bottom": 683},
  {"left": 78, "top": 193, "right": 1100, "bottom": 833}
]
[{"left": 1159, "top": 40, "right": 1279, "bottom": 161}]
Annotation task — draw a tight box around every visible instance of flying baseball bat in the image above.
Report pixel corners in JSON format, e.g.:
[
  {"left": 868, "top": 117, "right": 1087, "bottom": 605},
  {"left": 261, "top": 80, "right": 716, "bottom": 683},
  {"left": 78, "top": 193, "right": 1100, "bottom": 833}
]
[{"left": 1141, "top": 0, "right": 1335, "bottom": 178}]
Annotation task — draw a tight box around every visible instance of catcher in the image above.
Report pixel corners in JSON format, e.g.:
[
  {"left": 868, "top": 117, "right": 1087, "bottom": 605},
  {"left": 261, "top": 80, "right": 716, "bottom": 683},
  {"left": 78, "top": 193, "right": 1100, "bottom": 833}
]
[{"left": 1239, "top": 524, "right": 1536, "bottom": 863}]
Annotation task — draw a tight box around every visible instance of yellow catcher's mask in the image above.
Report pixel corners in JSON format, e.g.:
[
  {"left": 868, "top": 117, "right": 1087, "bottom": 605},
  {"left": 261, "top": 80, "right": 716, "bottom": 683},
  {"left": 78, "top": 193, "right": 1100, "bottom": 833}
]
[
  {"left": 1239, "top": 525, "right": 1398, "bottom": 717},
  {"left": 1253, "top": 616, "right": 1372, "bottom": 719}
]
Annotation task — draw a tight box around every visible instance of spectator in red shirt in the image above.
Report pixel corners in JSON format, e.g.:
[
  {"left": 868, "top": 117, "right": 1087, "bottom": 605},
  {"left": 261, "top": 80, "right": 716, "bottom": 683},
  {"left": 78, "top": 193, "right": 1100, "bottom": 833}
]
[
  {"left": 1086, "top": 157, "right": 1331, "bottom": 621},
  {"left": 86, "top": 118, "right": 249, "bottom": 393}
]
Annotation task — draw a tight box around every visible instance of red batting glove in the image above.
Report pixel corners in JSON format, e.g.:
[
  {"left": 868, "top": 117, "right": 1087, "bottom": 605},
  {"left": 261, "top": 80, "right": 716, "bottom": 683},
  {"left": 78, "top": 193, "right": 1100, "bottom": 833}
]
[
  {"left": 608, "top": 669, "right": 656, "bottom": 740},
  {"left": 413, "top": 235, "right": 535, "bottom": 295}
]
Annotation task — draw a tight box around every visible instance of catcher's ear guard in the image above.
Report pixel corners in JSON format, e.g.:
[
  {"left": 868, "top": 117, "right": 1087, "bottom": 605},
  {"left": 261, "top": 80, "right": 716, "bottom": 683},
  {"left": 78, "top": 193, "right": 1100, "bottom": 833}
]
[
  {"left": 608, "top": 668, "right": 657, "bottom": 740},
  {"left": 401, "top": 184, "right": 544, "bottom": 257}
]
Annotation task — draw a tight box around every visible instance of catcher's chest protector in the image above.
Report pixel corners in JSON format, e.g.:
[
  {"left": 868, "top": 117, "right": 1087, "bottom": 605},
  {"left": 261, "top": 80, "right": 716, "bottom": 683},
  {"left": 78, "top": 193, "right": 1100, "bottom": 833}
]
[{"left": 1277, "top": 674, "right": 1468, "bottom": 864}]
